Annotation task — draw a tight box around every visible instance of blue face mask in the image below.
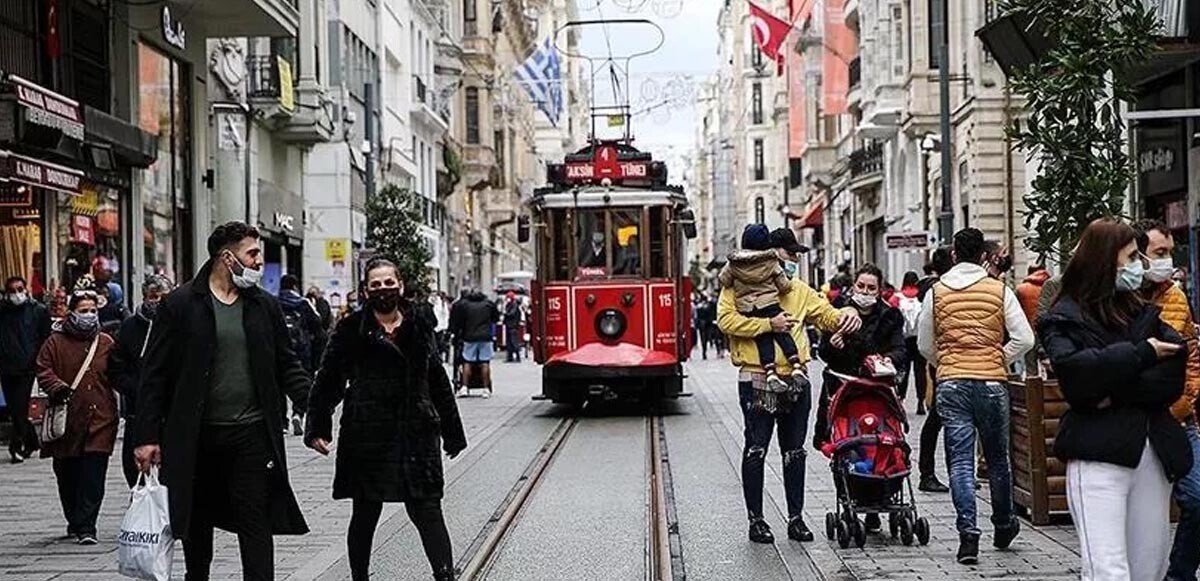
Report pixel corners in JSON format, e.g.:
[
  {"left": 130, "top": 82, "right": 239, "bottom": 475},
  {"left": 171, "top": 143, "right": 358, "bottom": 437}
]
[
  {"left": 782, "top": 260, "right": 799, "bottom": 279},
  {"left": 1116, "top": 261, "right": 1145, "bottom": 292}
]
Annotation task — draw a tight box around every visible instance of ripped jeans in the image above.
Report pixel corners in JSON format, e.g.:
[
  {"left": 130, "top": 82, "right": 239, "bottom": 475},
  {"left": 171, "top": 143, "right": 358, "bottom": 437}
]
[{"left": 739, "top": 379, "right": 811, "bottom": 522}]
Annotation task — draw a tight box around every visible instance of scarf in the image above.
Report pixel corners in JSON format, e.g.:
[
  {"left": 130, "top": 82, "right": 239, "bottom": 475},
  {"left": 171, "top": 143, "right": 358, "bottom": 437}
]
[{"left": 742, "top": 370, "right": 810, "bottom": 415}]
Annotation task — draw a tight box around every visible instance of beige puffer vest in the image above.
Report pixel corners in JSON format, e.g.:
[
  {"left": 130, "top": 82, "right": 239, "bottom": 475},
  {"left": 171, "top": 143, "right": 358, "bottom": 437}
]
[{"left": 932, "top": 277, "right": 1007, "bottom": 381}]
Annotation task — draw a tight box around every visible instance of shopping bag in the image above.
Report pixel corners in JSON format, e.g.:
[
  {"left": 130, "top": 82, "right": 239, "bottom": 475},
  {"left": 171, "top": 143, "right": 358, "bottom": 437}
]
[{"left": 117, "top": 467, "right": 174, "bottom": 581}]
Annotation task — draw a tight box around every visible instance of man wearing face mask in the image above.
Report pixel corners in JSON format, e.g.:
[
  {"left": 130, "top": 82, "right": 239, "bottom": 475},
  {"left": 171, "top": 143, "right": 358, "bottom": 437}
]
[
  {"left": 0, "top": 275, "right": 51, "bottom": 463},
  {"left": 133, "top": 221, "right": 311, "bottom": 581},
  {"left": 579, "top": 230, "right": 608, "bottom": 269},
  {"left": 1134, "top": 219, "right": 1200, "bottom": 581},
  {"left": 109, "top": 275, "right": 173, "bottom": 486}
]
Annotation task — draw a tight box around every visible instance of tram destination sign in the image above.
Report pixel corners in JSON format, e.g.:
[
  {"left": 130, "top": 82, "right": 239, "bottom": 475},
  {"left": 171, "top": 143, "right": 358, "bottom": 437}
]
[{"left": 563, "top": 159, "right": 649, "bottom": 181}]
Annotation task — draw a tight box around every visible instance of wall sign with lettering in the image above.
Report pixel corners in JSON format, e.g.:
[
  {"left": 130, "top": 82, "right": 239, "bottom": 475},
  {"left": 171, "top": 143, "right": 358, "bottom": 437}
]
[
  {"left": 162, "top": 6, "right": 186, "bottom": 50},
  {"left": 0, "top": 149, "right": 84, "bottom": 196},
  {"left": 6, "top": 75, "right": 84, "bottom": 141}
]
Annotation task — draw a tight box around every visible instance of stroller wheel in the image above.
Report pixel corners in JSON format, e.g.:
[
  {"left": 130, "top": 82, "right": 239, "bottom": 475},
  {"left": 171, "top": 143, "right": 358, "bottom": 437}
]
[
  {"left": 852, "top": 520, "right": 867, "bottom": 548},
  {"left": 888, "top": 513, "right": 899, "bottom": 539},
  {"left": 915, "top": 517, "right": 931, "bottom": 546},
  {"left": 825, "top": 512, "right": 837, "bottom": 541},
  {"left": 835, "top": 520, "right": 850, "bottom": 549},
  {"left": 899, "top": 516, "right": 914, "bottom": 546}
]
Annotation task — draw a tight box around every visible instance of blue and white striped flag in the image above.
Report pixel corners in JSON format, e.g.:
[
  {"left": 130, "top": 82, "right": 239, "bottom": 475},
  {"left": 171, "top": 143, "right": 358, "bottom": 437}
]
[{"left": 514, "top": 38, "right": 562, "bottom": 126}]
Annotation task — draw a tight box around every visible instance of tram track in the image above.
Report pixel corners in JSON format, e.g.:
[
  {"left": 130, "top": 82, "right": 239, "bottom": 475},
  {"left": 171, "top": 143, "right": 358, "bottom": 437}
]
[{"left": 457, "top": 409, "right": 685, "bottom": 581}]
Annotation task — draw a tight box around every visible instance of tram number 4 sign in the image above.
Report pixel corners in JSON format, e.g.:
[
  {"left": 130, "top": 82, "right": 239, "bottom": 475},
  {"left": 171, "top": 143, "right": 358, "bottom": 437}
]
[{"left": 885, "top": 232, "right": 933, "bottom": 250}]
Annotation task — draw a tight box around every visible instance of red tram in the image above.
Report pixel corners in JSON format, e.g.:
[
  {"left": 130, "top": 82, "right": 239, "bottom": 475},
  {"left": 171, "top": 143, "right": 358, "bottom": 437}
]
[{"left": 518, "top": 140, "right": 697, "bottom": 404}]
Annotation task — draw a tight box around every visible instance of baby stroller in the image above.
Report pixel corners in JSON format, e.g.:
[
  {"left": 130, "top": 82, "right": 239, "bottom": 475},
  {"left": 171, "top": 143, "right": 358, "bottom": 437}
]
[{"left": 821, "top": 371, "right": 929, "bottom": 548}]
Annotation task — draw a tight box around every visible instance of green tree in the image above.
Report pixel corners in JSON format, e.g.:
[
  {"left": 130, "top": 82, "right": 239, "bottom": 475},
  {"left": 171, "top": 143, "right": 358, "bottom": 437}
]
[
  {"left": 365, "top": 183, "right": 433, "bottom": 287},
  {"left": 1001, "top": 0, "right": 1160, "bottom": 260}
]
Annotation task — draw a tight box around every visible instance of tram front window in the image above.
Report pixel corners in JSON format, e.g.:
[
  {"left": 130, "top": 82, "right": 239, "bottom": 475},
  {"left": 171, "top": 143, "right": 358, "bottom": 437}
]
[
  {"left": 612, "top": 209, "right": 641, "bottom": 276},
  {"left": 576, "top": 211, "right": 608, "bottom": 273},
  {"left": 571, "top": 208, "right": 650, "bottom": 278}
]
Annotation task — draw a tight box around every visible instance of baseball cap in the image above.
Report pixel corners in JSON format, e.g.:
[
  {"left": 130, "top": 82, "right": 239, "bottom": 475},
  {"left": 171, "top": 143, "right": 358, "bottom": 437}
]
[{"left": 770, "top": 228, "right": 810, "bottom": 254}]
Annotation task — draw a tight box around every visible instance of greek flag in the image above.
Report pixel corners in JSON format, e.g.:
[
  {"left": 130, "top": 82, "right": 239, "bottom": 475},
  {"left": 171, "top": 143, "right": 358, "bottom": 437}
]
[{"left": 514, "top": 38, "right": 562, "bottom": 126}]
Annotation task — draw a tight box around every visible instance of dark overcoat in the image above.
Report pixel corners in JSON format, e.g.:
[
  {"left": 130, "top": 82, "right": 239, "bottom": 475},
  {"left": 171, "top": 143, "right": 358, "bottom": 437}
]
[
  {"left": 133, "top": 260, "right": 311, "bottom": 539},
  {"left": 305, "top": 304, "right": 467, "bottom": 501}
]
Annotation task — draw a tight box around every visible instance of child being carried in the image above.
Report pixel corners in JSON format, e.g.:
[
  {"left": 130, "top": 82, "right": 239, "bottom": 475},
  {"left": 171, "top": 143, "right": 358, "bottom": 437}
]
[{"left": 719, "top": 224, "right": 800, "bottom": 389}]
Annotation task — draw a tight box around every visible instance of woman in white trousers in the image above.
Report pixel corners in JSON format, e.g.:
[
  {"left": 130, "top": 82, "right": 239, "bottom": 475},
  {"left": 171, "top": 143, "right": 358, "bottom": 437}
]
[{"left": 1039, "top": 218, "right": 1193, "bottom": 581}]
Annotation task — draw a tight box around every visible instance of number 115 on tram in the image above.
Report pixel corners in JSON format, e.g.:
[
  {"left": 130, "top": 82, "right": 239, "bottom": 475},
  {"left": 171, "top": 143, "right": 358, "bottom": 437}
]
[{"left": 516, "top": 141, "right": 699, "bottom": 405}]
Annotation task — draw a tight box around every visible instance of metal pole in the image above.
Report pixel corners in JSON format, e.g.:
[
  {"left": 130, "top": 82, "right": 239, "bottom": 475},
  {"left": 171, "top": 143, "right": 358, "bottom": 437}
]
[
  {"left": 364, "top": 82, "right": 376, "bottom": 200},
  {"left": 937, "top": 43, "right": 953, "bottom": 243}
]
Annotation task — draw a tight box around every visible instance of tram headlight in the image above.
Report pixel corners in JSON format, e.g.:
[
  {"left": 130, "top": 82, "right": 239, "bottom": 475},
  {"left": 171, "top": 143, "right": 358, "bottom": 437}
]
[{"left": 595, "top": 309, "right": 627, "bottom": 341}]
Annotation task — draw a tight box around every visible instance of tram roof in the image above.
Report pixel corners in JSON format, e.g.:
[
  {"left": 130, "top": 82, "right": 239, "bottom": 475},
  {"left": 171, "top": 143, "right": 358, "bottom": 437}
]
[{"left": 528, "top": 185, "right": 688, "bottom": 209}]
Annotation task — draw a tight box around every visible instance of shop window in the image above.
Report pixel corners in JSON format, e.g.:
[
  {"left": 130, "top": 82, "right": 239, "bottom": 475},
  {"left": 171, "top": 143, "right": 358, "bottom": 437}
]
[
  {"left": 55, "top": 185, "right": 123, "bottom": 297},
  {"left": 138, "top": 43, "right": 192, "bottom": 283},
  {"left": 0, "top": 185, "right": 44, "bottom": 298}
]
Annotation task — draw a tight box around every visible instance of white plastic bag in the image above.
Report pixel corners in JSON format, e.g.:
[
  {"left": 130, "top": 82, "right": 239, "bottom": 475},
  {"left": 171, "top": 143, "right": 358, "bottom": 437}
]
[{"left": 118, "top": 467, "right": 174, "bottom": 581}]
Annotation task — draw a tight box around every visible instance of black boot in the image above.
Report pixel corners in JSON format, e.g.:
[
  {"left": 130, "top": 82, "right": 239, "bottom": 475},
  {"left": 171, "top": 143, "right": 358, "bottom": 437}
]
[
  {"left": 432, "top": 565, "right": 456, "bottom": 581},
  {"left": 787, "top": 518, "right": 814, "bottom": 542},
  {"left": 918, "top": 474, "right": 949, "bottom": 493},
  {"left": 957, "top": 533, "right": 980, "bottom": 565},
  {"left": 748, "top": 519, "right": 775, "bottom": 544},
  {"left": 994, "top": 519, "right": 1020, "bottom": 549}
]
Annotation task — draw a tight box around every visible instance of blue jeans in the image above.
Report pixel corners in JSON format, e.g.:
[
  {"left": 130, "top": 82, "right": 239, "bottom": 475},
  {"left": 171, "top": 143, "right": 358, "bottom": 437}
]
[
  {"left": 739, "top": 379, "right": 810, "bottom": 521},
  {"left": 936, "top": 379, "right": 1017, "bottom": 536},
  {"left": 1168, "top": 426, "right": 1200, "bottom": 581}
]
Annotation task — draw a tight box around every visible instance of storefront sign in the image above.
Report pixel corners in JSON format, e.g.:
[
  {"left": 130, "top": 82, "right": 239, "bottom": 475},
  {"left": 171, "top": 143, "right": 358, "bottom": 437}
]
[
  {"left": 71, "top": 214, "right": 94, "bottom": 245},
  {"left": 0, "top": 186, "right": 32, "bottom": 206},
  {"left": 162, "top": 6, "right": 186, "bottom": 50},
  {"left": 1137, "top": 122, "right": 1187, "bottom": 197},
  {"left": 257, "top": 179, "right": 303, "bottom": 243},
  {"left": 273, "top": 211, "right": 295, "bottom": 232},
  {"left": 7, "top": 75, "right": 84, "bottom": 141},
  {"left": 0, "top": 150, "right": 84, "bottom": 195},
  {"left": 885, "top": 231, "right": 933, "bottom": 250},
  {"left": 325, "top": 239, "right": 348, "bottom": 261}
]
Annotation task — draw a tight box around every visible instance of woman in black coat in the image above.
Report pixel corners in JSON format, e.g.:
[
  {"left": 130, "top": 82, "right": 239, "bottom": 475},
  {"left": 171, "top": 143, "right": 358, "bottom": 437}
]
[
  {"left": 306, "top": 259, "right": 466, "bottom": 581},
  {"left": 1039, "top": 218, "right": 1191, "bottom": 581}
]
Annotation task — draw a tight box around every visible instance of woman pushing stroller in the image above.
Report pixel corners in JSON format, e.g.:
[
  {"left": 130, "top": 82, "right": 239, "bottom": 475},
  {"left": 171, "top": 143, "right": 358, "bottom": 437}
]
[{"left": 814, "top": 263, "right": 908, "bottom": 532}]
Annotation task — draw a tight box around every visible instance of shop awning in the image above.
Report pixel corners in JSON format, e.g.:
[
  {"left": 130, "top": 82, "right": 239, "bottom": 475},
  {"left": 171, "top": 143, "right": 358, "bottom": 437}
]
[
  {"left": 0, "top": 150, "right": 84, "bottom": 196},
  {"left": 799, "top": 199, "right": 825, "bottom": 229}
]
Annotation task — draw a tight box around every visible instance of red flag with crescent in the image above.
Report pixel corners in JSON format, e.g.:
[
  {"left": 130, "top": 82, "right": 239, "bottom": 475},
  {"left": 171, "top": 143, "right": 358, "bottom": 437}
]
[{"left": 748, "top": 1, "right": 792, "bottom": 74}]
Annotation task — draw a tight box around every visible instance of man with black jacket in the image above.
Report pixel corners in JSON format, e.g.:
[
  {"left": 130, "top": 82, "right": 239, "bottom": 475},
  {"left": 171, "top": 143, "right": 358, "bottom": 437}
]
[
  {"left": 279, "top": 274, "right": 328, "bottom": 436},
  {"left": 449, "top": 290, "right": 499, "bottom": 396},
  {"left": 0, "top": 276, "right": 51, "bottom": 463},
  {"left": 110, "top": 275, "right": 173, "bottom": 486},
  {"left": 133, "top": 222, "right": 311, "bottom": 581}
]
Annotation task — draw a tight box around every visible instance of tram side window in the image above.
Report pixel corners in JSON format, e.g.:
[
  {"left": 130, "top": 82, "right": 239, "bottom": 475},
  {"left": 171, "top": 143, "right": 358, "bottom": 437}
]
[
  {"left": 649, "top": 207, "right": 668, "bottom": 278},
  {"left": 611, "top": 209, "right": 642, "bottom": 276},
  {"left": 550, "top": 210, "right": 570, "bottom": 280},
  {"left": 576, "top": 210, "right": 608, "bottom": 276}
]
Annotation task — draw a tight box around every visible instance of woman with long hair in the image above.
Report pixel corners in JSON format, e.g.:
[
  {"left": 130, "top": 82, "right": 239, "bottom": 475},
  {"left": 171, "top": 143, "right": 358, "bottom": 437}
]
[
  {"left": 305, "top": 259, "right": 466, "bottom": 581},
  {"left": 36, "top": 277, "right": 119, "bottom": 545},
  {"left": 1040, "top": 218, "right": 1192, "bottom": 580}
]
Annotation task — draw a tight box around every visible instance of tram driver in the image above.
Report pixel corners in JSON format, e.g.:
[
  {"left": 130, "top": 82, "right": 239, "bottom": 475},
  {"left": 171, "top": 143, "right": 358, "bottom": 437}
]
[{"left": 579, "top": 231, "right": 608, "bottom": 269}]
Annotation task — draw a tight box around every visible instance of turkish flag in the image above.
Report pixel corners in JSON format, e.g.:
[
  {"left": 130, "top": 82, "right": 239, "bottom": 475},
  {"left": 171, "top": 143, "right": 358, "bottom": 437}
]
[
  {"left": 46, "top": 0, "right": 60, "bottom": 59},
  {"left": 749, "top": 1, "right": 792, "bottom": 74}
]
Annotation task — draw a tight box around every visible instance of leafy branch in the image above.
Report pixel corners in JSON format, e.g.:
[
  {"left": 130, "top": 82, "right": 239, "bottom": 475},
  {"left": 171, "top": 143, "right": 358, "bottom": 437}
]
[{"left": 365, "top": 184, "right": 434, "bottom": 288}]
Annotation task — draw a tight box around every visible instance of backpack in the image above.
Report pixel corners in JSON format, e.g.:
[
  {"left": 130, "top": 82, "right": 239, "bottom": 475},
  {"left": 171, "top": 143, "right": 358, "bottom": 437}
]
[
  {"left": 898, "top": 295, "right": 922, "bottom": 338},
  {"left": 283, "top": 307, "right": 313, "bottom": 366}
]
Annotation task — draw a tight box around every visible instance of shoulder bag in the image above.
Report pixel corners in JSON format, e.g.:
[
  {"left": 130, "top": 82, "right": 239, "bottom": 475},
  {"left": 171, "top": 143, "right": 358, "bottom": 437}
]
[{"left": 39, "top": 336, "right": 99, "bottom": 444}]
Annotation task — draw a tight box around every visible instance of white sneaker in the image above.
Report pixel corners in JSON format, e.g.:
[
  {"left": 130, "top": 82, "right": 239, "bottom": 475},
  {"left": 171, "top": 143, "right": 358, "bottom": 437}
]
[{"left": 482, "top": 390, "right": 492, "bottom": 399}]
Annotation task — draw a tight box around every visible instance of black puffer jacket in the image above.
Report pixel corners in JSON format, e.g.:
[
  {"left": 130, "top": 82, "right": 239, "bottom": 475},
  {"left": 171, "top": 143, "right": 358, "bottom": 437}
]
[
  {"left": 1039, "top": 296, "right": 1193, "bottom": 481},
  {"left": 819, "top": 301, "right": 907, "bottom": 377},
  {"left": 0, "top": 300, "right": 51, "bottom": 373},
  {"left": 450, "top": 292, "right": 497, "bottom": 343},
  {"left": 305, "top": 304, "right": 467, "bottom": 501}
]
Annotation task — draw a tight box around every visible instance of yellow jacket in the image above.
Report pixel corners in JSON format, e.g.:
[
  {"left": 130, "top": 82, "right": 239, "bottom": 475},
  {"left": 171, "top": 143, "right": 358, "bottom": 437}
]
[
  {"left": 717, "top": 279, "right": 845, "bottom": 374},
  {"left": 1150, "top": 283, "right": 1200, "bottom": 422}
]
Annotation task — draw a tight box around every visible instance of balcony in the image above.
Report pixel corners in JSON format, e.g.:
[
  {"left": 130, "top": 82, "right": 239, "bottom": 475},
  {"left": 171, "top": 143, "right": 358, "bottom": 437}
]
[
  {"left": 248, "top": 55, "right": 334, "bottom": 144},
  {"left": 412, "top": 75, "right": 450, "bottom": 132},
  {"left": 164, "top": 0, "right": 298, "bottom": 37},
  {"left": 247, "top": 55, "right": 292, "bottom": 119},
  {"left": 848, "top": 143, "right": 883, "bottom": 193}
]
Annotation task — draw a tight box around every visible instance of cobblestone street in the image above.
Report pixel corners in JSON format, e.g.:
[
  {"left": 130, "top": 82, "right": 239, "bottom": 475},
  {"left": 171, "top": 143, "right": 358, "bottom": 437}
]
[{"left": 0, "top": 355, "right": 1086, "bottom": 580}]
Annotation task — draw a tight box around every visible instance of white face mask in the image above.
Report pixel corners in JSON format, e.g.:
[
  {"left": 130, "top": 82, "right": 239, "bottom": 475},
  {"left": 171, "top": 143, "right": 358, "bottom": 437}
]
[
  {"left": 1145, "top": 257, "right": 1175, "bottom": 284},
  {"left": 851, "top": 292, "right": 878, "bottom": 309},
  {"left": 7, "top": 292, "right": 27, "bottom": 305},
  {"left": 225, "top": 252, "right": 263, "bottom": 289}
]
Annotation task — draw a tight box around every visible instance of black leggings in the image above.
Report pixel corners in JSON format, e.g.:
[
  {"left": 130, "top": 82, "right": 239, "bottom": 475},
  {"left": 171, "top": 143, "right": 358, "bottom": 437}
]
[{"left": 348, "top": 498, "right": 454, "bottom": 580}]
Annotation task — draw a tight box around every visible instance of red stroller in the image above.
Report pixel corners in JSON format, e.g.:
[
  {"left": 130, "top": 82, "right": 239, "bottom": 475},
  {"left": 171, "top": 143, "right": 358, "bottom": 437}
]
[{"left": 820, "top": 371, "right": 930, "bottom": 548}]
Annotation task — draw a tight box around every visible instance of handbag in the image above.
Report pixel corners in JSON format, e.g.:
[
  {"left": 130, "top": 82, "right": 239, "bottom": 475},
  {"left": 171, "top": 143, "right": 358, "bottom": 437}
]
[{"left": 39, "top": 335, "right": 99, "bottom": 444}]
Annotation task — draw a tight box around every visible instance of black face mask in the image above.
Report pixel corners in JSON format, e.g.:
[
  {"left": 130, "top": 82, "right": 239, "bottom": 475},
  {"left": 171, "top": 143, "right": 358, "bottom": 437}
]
[{"left": 368, "top": 287, "right": 401, "bottom": 313}]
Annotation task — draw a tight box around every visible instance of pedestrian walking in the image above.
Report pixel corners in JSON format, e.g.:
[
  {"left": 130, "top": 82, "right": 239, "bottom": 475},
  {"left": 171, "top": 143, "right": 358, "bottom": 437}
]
[
  {"left": 813, "top": 263, "right": 906, "bottom": 534},
  {"left": 449, "top": 289, "right": 498, "bottom": 395},
  {"left": 814, "top": 264, "right": 906, "bottom": 447},
  {"left": 305, "top": 258, "right": 466, "bottom": 581},
  {"left": 306, "top": 286, "right": 335, "bottom": 332},
  {"left": 897, "top": 271, "right": 922, "bottom": 402},
  {"left": 280, "top": 274, "right": 327, "bottom": 436},
  {"left": 696, "top": 292, "right": 717, "bottom": 360},
  {"left": 717, "top": 225, "right": 861, "bottom": 544},
  {"left": 1132, "top": 219, "right": 1200, "bottom": 581},
  {"left": 36, "top": 278, "right": 118, "bottom": 545},
  {"left": 1040, "top": 218, "right": 1192, "bottom": 581},
  {"left": 914, "top": 249, "right": 952, "bottom": 493},
  {"left": 109, "top": 275, "right": 173, "bottom": 488},
  {"left": 917, "top": 227, "right": 1034, "bottom": 564},
  {"left": 503, "top": 291, "right": 522, "bottom": 363},
  {"left": 0, "top": 275, "right": 51, "bottom": 463},
  {"left": 132, "top": 221, "right": 311, "bottom": 581}
]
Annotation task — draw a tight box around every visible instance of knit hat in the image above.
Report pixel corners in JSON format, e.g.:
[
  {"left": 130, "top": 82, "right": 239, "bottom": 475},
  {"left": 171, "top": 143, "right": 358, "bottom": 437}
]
[
  {"left": 68, "top": 274, "right": 99, "bottom": 309},
  {"left": 740, "top": 224, "right": 771, "bottom": 251}
]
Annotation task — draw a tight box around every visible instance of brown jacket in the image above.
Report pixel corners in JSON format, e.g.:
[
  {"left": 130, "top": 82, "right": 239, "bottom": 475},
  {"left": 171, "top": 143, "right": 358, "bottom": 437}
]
[
  {"left": 36, "top": 330, "right": 118, "bottom": 459},
  {"left": 718, "top": 250, "right": 791, "bottom": 313}
]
